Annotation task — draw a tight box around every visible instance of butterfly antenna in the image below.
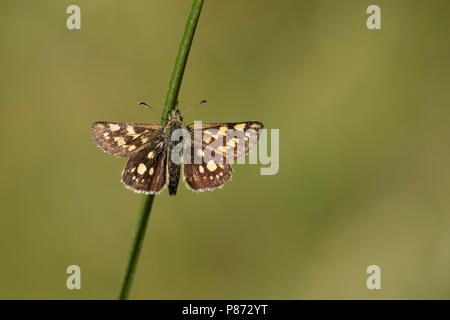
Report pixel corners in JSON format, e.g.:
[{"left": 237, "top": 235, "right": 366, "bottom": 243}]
[
  {"left": 181, "top": 99, "right": 207, "bottom": 115},
  {"left": 138, "top": 101, "right": 161, "bottom": 115}
]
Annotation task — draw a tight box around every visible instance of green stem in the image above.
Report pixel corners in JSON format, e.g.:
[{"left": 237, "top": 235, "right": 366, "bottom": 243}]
[
  {"left": 118, "top": 0, "right": 204, "bottom": 300},
  {"left": 161, "top": 0, "right": 205, "bottom": 123},
  {"left": 118, "top": 195, "right": 154, "bottom": 300}
]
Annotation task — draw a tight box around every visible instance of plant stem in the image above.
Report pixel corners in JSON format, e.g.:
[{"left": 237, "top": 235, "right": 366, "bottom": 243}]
[
  {"left": 161, "top": 0, "right": 205, "bottom": 124},
  {"left": 118, "top": 0, "right": 204, "bottom": 300},
  {"left": 118, "top": 195, "right": 154, "bottom": 300}
]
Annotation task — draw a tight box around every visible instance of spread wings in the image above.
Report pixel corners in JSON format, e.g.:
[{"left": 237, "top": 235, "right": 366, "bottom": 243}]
[{"left": 91, "top": 120, "right": 264, "bottom": 194}]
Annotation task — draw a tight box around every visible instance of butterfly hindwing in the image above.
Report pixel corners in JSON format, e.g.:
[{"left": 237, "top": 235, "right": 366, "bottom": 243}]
[
  {"left": 183, "top": 159, "right": 233, "bottom": 191},
  {"left": 91, "top": 122, "right": 164, "bottom": 157},
  {"left": 121, "top": 142, "right": 168, "bottom": 194}
]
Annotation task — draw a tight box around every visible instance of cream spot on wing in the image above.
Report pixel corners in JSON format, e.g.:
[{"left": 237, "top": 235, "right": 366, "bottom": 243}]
[
  {"left": 132, "top": 176, "right": 136, "bottom": 180},
  {"left": 210, "top": 176, "right": 213, "bottom": 180},
  {"left": 206, "top": 160, "right": 217, "bottom": 172},
  {"left": 149, "top": 167, "right": 154, "bottom": 175},
  {"left": 219, "top": 172, "right": 223, "bottom": 176},
  {"left": 219, "top": 126, "right": 228, "bottom": 136},
  {"left": 199, "top": 165, "right": 204, "bottom": 174},
  {"left": 234, "top": 123, "right": 246, "bottom": 131},
  {"left": 218, "top": 164, "right": 225, "bottom": 169},
  {"left": 203, "top": 176, "right": 206, "bottom": 180},
  {"left": 128, "top": 145, "right": 136, "bottom": 151},
  {"left": 130, "top": 167, "right": 136, "bottom": 173},
  {"left": 109, "top": 123, "right": 121, "bottom": 131},
  {"left": 216, "top": 175, "right": 220, "bottom": 179},
  {"left": 126, "top": 126, "right": 136, "bottom": 135},
  {"left": 114, "top": 136, "right": 126, "bottom": 146},
  {"left": 103, "top": 133, "right": 110, "bottom": 140},
  {"left": 97, "top": 124, "right": 105, "bottom": 129},
  {"left": 141, "top": 137, "right": 149, "bottom": 144},
  {"left": 197, "top": 149, "right": 205, "bottom": 157},
  {"left": 250, "top": 123, "right": 261, "bottom": 129},
  {"left": 147, "top": 151, "right": 154, "bottom": 159},
  {"left": 204, "top": 135, "right": 212, "bottom": 143},
  {"left": 137, "top": 163, "right": 147, "bottom": 175},
  {"left": 233, "top": 137, "right": 240, "bottom": 143}
]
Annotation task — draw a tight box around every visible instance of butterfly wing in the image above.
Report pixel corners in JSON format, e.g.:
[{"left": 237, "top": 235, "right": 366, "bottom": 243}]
[
  {"left": 90, "top": 122, "right": 164, "bottom": 157},
  {"left": 183, "top": 160, "right": 233, "bottom": 192},
  {"left": 186, "top": 121, "right": 264, "bottom": 161},
  {"left": 121, "top": 141, "right": 168, "bottom": 194},
  {"left": 183, "top": 121, "right": 263, "bottom": 191}
]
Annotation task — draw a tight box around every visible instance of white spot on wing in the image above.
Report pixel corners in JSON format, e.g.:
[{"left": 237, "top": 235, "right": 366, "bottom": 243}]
[{"left": 197, "top": 149, "right": 204, "bottom": 157}]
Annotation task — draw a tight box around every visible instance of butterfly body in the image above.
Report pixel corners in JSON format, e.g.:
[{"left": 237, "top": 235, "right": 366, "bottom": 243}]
[
  {"left": 91, "top": 108, "right": 264, "bottom": 195},
  {"left": 165, "top": 110, "right": 185, "bottom": 195}
]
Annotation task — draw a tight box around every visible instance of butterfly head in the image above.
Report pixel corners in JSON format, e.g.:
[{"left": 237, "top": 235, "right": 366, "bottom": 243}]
[
  {"left": 168, "top": 108, "right": 183, "bottom": 123},
  {"left": 138, "top": 100, "right": 206, "bottom": 123}
]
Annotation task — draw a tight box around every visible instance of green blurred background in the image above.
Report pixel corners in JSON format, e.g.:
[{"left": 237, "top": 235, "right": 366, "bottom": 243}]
[{"left": 1, "top": 0, "right": 449, "bottom": 299}]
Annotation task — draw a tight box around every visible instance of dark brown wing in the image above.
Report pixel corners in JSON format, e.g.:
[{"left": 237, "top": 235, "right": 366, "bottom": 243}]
[
  {"left": 183, "top": 161, "right": 233, "bottom": 192},
  {"left": 186, "top": 121, "right": 264, "bottom": 162},
  {"left": 121, "top": 142, "right": 168, "bottom": 194},
  {"left": 91, "top": 122, "right": 163, "bottom": 157},
  {"left": 183, "top": 121, "right": 263, "bottom": 191}
]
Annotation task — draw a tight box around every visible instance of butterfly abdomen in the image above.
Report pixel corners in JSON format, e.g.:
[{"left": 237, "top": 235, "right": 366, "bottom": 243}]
[{"left": 168, "top": 160, "right": 181, "bottom": 196}]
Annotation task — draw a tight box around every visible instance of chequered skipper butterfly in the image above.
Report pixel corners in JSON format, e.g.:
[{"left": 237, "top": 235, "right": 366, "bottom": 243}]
[{"left": 91, "top": 103, "right": 263, "bottom": 195}]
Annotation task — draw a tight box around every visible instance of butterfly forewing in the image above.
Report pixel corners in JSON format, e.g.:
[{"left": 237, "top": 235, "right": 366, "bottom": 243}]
[
  {"left": 187, "top": 121, "right": 264, "bottom": 162},
  {"left": 91, "top": 122, "right": 164, "bottom": 157}
]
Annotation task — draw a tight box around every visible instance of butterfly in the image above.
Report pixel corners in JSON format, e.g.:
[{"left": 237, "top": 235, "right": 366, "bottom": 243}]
[{"left": 90, "top": 102, "right": 264, "bottom": 196}]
